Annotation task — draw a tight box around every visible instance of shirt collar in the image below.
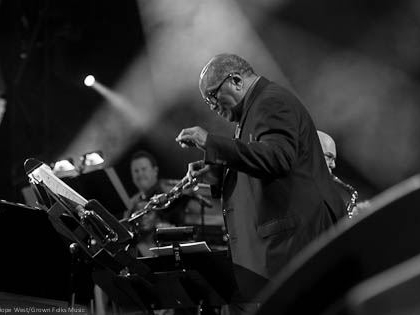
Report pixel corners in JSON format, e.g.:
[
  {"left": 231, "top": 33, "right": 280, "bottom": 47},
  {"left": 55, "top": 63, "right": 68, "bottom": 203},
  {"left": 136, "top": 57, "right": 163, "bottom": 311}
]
[
  {"left": 243, "top": 76, "right": 260, "bottom": 106},
  {"left": 230, "top": 76, "right": 260, "bottom": 122}
]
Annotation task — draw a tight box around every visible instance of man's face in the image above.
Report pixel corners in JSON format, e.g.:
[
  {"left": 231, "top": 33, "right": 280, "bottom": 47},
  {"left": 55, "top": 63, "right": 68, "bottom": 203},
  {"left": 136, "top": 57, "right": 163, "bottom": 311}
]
[
  {"left": 131, "top": 157, "right": 158, "bottom": 192},
  {"left": 199, "top": 72, "right": 241, "bottom": 122},
  {"left": 321, "top": 141, "right": 336, "bottom": 174},
  {"left": 317, "top": 131, "right": 337, "bottom": 174},
  {"left": 323, "top": 150, "right": 336, "bottom": 174}
]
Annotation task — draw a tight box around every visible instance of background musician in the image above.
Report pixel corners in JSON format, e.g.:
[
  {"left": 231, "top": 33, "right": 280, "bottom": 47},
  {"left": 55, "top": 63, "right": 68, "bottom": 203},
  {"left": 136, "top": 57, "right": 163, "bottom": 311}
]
[
  {"left": 124, "top": 150, "right": 187, "bottom": 224},
  {"left": 123, "top": 150, "right": 170, "bottom": 257},
  {"left": 317, "top": 130, "right": 369, "bottom": 218},
  {"left": 124, "top": 150, "right": 192, "bottom": 257},
  {"left": 124, "top": 150, "right": 162, "bottom": 217}
]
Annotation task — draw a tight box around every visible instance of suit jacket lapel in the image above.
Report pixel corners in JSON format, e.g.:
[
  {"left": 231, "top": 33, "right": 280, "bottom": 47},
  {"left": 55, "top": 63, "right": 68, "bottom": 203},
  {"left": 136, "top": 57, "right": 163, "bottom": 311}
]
[
  {"left": 236, "top": 77, "right": 270, "bottom": 139},
  {"left": 223, "top": 77, "right": 270, "bottom": 198}
]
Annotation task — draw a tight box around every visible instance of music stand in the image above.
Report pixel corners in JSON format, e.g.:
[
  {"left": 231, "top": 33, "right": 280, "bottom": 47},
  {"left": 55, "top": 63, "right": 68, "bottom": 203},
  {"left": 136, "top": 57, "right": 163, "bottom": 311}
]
[
  {"left": 62, "top": 168, "right": 130, "bottom": 219},
  {"left": 93, "top": 250, "right": 238, "bottom": 312},
  {"left": 24, "top": 159, "right": 239, "bottom": 312},
  {"left": 24, "top": 158, "right": 151, "bottom": 279}
]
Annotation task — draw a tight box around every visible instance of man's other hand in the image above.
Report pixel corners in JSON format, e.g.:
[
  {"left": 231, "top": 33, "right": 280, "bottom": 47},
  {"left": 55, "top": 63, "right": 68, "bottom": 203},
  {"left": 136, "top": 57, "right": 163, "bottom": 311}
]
[
  {"left": 187, "top": 160, "right": 220, "bottom": 185},
  {"left": 175, "top": 126, "right": 208, "bottom": 150}
]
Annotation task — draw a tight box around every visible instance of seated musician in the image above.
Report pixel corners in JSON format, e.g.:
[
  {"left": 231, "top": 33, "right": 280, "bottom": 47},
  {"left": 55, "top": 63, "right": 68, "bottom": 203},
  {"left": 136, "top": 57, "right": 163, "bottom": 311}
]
[
  {"left": 124, "top": 150, "right": 189, "bottom": 257},
  {"left": 317, "top": 131, "right": 369, "bottom": 218}
]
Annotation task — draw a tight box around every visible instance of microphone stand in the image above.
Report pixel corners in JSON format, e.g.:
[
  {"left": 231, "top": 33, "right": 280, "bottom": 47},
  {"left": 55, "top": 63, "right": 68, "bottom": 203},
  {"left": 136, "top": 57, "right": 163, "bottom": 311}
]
[
  {"left": 191, "top": 192, "right": 212, "bottom": 241},
  {"left": 68, "top": 243, "right": 79, "bottom": 311}
]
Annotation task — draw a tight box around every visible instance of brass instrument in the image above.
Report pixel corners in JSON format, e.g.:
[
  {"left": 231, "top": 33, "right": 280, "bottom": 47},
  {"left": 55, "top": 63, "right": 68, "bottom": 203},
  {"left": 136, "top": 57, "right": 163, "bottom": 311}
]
[
  {"left": 332, "top": 175, "right": 359, "bottom": 218},
  {"left": 128, "top": 175, "right": 198, "bottom": 226}
]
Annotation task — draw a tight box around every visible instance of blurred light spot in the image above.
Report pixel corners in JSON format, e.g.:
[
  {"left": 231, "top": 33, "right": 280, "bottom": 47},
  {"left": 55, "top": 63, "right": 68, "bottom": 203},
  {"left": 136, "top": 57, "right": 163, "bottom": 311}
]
[
  {"left": 84, "top": 75, "right": 95, "bottom": 87},
  {"left": 57, "top": 0, "right": 287, "bottom": 169}
]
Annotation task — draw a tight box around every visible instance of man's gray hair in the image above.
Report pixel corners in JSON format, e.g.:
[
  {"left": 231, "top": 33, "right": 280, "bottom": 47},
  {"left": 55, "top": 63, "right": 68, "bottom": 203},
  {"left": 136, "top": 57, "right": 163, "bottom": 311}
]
[{"left": 200, "top": 53, "right": 255, "bottom": 87}]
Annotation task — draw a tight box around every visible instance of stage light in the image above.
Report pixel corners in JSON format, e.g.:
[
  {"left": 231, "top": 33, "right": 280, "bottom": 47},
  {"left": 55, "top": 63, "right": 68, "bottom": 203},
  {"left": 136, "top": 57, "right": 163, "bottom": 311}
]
[
  {"left": 80, "top": 151, "right": 105, "bottom": 173},
  {"left": 84, "top": 75, "right": 95, "bottom": 87},
  {"left": 52, "top": 158, "right": 78, "bottom": 178},
  {"left": 60, "top": 0, "right": 286, "bottom": 167}
]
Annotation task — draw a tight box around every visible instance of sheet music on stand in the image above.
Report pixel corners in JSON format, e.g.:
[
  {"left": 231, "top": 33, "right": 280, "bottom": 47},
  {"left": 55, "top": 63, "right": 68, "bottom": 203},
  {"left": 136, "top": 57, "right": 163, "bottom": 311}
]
[
  {"left": 23, "top": 158, "right": 145, "bottom": 275},
  {"left": 25, "top": 159, "right": 88, "bottom": 208}
]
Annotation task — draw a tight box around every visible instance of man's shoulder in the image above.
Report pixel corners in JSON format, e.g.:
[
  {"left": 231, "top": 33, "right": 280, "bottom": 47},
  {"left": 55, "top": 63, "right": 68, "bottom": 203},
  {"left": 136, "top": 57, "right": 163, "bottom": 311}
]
[
  {"left": 261, "top": 81, "right": 300, "bottom": 102},
  {"left": 252, "top": 80, "right": 303, "bottom": 113}
]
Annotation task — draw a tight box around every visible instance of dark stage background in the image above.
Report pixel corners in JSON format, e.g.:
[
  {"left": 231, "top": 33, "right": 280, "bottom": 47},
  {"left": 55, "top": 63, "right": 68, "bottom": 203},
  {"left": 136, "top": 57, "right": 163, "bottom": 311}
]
[
  {"left": 0, "top": 0, "right": 419, "bottom": 214},
  {"left": 0, "top": 0, "right": 420, "bottom": 308}
]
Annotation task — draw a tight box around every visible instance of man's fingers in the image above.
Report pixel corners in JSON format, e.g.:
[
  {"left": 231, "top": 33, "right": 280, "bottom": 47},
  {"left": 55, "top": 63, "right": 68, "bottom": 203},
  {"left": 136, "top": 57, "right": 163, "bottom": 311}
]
[
  {"left": 197, "top": 165, "right": 210, "bottom": 176},
  {"left": 188, "top": 161, "right": 206, "bottom": 178},
  {"left": 176, "top": 128, "right": 193, "bottom": 139},
  {"left": 175, "top": 126, "right": 207, "bottom": 150},
  {"left": 176, "top": 129, "right": 196, "bottom": 148},
  {"left": 191, "top": 164, "right": 210, "bottom": 178}
]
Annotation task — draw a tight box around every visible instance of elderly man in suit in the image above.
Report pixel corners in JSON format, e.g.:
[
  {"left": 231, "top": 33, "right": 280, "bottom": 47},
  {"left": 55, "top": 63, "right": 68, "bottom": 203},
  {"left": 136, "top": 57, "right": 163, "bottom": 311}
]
[{"left": 176, "top": 54, "right": 344, "bottom": 310}]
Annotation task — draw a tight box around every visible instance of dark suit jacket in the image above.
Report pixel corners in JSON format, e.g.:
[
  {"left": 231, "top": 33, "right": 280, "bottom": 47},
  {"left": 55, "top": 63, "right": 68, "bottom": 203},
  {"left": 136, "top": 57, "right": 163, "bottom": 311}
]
[{"left": 204, "top": 77, "right": 345, "bottom": 298}]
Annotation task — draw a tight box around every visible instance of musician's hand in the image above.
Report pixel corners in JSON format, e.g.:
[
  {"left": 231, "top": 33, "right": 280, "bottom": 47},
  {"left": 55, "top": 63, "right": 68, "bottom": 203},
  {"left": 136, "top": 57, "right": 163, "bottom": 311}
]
[
  {"left": 188, "top": 160, "right": 209, "bottom": 179},
  {"left": 187, "top": 160, "right": 220, "bottom": 185},
  {"left": 175, "top": 126, "right": 208, "bottom": 151},
  {"left": 353, "top": 200, "right": 371, "bottom": 217}
]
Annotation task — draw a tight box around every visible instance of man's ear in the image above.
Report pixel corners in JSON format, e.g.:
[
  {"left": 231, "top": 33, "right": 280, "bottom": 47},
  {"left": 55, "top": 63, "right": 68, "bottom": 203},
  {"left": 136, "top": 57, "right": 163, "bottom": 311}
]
[{"left": 232, "top": 74, "right": 243, "bottom": 89}]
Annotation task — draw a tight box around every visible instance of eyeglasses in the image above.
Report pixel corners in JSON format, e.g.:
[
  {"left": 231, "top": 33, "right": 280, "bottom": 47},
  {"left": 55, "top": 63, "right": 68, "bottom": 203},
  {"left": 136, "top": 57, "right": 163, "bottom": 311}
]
[
  {"left": 324, "top": 153, "right": 336, "bottom": 164},
  {"left": 204, "top": 73, "right": 235, "bottom": 106}
]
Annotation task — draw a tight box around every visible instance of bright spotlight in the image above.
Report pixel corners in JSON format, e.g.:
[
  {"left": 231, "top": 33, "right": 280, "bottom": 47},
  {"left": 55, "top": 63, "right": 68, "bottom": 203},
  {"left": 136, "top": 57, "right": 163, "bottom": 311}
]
[
  {"left": 84, "top": 75, "right": 95, "bottom": 87},
  {"left": 80, "top": 151, "right": 105, "bottom": 174},
  {"left": 52, "top": 158, "right": 78, "bottom": 178}
]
